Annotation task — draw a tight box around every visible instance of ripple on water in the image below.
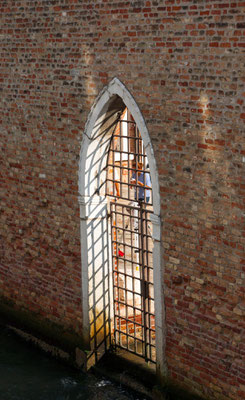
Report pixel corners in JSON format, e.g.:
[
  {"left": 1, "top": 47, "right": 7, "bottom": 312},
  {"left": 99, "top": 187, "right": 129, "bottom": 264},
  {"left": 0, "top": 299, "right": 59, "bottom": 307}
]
[{"left": 0, "top": 324, "right": 146, "bottom": 400}]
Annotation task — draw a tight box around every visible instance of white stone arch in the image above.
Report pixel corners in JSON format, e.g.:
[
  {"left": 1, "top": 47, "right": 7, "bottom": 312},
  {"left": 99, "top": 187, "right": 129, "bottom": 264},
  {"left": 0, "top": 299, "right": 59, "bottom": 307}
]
[{"left": 78, "top": 78, "right": 166, "bottom": 377}]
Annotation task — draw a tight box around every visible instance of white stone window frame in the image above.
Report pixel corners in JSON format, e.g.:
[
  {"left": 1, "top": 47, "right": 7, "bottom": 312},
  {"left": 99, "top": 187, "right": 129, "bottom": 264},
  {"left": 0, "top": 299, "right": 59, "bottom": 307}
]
[{"left": 78, "top": 78, "right": 166, "bottom": 378}]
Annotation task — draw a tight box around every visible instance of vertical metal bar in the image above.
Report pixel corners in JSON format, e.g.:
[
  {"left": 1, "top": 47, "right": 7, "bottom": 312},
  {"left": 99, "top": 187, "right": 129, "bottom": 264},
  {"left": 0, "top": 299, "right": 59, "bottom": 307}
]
[
  {"left": 115, "top": 203, "right": 119, "bottom": 345},
  {"left": 145, "top": 208, "right": 150, "bottom": 361},
  {"left": 119, "top": 119, "right": 122, "bottom": 199},
  {"left": 111, "top": 202, "right": 116, "bottom": 346},
  {"left": 138, "top": 201, "right": 146, "bottom": 360},
  {"left": 127, "top": 119, "right": 130, "bottom": 200}
]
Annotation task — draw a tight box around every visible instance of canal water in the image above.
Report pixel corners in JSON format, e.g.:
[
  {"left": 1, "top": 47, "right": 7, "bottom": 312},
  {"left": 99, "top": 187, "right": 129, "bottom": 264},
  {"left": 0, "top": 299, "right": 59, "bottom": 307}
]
[{"left": 0, "top": 324, "right": 147, "bottom": 400}]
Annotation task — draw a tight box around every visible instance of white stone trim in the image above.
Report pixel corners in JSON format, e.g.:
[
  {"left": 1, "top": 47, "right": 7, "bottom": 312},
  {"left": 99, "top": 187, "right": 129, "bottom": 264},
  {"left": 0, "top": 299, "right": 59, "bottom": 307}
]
[
  {"left": 150, "top": 213, "right": 161, "bottom": 241},
  {"left": 78, "top": 77, "right": 166, "bottom": 377}
]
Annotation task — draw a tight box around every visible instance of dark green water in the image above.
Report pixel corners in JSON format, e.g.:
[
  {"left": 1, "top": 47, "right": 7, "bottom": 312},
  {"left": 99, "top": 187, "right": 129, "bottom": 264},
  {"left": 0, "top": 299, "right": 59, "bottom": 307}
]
[{"left": 0, "top": 325, "right": 146, "bottom": 400}]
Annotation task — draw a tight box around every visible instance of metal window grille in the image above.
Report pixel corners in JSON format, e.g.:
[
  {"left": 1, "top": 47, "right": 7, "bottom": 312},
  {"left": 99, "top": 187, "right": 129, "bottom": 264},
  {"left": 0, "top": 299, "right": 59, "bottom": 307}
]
[{"left": 106, "top": 109, "right": 156, "bottom": 364}]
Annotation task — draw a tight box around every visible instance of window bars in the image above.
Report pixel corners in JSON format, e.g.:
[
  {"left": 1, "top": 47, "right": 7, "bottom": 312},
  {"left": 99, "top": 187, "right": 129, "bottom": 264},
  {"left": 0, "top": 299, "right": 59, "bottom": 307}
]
[{"left": 107, "top": 109, "right": 156, "bottom": 363}]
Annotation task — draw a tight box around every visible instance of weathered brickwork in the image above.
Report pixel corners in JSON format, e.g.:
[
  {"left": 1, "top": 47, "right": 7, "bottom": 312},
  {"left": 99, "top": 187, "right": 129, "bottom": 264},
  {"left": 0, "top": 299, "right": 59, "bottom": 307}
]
[{"left": 0, "top": 1, "right": 244, "bottom": 399}]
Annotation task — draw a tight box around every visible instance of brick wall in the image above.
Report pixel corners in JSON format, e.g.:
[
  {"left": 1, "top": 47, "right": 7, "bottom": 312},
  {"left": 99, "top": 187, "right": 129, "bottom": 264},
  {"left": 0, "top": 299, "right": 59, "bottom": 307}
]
[{"left": 0, "top": 1, "right": 244, "bottom": 399}]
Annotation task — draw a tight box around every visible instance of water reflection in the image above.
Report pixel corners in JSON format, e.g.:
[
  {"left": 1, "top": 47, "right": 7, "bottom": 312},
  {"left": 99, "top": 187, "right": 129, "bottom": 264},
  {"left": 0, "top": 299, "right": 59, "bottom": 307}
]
[{"left": 0, "top": 324, "right": 145, "bottom": 400}]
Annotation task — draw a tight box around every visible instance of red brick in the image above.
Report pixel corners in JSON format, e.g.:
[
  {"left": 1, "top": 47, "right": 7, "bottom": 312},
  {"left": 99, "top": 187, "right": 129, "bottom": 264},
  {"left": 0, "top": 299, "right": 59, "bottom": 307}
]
[{"left": 0, "top": 3, "right": 244, "bottom": 400}]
